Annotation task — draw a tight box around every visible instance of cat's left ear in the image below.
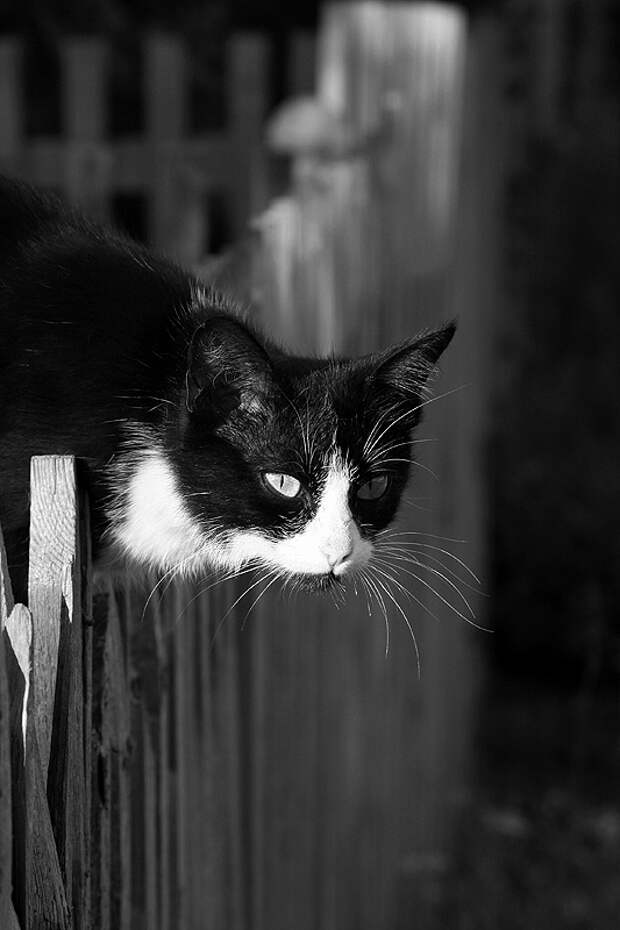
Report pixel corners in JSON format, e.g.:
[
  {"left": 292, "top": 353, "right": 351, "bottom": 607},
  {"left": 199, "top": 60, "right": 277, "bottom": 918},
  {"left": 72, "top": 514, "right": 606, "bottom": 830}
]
[
  {"left": 374, "top": 322, "right": 456, "bottom": 399},
  {"left": 185, "top": 316, "right": 274, "bottom": 418}
]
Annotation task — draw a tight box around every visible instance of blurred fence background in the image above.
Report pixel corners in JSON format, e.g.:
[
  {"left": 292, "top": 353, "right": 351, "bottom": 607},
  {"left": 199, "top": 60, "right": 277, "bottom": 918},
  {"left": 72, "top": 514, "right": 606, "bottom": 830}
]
[{"left": 1, "top": 0, "right": 619, "bottom": 928}]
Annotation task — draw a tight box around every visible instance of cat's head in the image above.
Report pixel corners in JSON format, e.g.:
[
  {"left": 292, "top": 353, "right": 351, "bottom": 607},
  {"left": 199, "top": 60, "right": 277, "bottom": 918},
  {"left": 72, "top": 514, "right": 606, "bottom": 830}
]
[{"left": 111, "top": 314, "right": 455, "bottom": 590}]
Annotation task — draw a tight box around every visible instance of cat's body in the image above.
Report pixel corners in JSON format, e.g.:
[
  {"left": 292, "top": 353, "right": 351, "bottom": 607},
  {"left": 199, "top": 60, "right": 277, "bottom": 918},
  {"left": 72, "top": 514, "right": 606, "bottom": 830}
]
[{"left": 0, "top": 177, "right": 454, "bottom": 602}]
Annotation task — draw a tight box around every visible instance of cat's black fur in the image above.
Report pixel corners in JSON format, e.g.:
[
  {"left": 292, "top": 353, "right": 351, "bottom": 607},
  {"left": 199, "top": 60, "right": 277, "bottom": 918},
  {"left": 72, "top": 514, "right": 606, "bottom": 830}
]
[{"left": 0, "top": 176, "right": 455, "bottom": 601}]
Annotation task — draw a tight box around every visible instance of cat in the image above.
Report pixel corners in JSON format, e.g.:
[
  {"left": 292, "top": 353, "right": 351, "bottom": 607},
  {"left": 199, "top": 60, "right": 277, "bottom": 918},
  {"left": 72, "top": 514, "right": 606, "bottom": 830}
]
[{"left": 0, "top": 176, "right": 455, "bottom": 603}]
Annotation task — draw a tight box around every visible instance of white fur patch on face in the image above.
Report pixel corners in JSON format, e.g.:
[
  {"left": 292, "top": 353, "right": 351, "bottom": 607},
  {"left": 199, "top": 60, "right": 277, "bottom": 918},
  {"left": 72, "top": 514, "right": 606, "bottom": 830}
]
[
  {"left": 223, "top": 455, "right": 373, "bottom": 578},
  {"left": 110, "top": 451, "right": 212, "bottom": 574}
]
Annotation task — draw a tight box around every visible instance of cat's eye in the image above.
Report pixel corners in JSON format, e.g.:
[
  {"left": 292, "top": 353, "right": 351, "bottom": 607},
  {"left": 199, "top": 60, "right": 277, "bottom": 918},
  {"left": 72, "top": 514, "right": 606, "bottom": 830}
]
[
  {"left": 263, "top": 472, "right": 302, "bottom": 499},
  {"left": 357, "top": 474, "right": 390, "bottom": 501}
]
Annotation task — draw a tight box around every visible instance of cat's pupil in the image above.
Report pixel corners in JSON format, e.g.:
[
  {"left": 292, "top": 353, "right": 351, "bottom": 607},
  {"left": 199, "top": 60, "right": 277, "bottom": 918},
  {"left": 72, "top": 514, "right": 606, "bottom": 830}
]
[{"left": 264, "top": 472, "right": 301, "bottom": 499}]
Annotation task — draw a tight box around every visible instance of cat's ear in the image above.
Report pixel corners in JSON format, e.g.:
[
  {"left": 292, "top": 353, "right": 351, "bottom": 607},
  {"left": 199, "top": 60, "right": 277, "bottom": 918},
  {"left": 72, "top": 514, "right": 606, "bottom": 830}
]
[
  {"left": 374, "top": 323, "right": 456, "bottom": 398},
  {"left": 185, "top": 316, "right": 274, "bottom": 418}
]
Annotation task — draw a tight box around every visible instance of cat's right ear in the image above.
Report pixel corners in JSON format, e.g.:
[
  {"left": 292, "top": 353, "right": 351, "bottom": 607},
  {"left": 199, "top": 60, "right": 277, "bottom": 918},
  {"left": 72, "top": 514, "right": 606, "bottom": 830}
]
[{"left": 185, "top": 317, "right": 274, "bottom": 418}]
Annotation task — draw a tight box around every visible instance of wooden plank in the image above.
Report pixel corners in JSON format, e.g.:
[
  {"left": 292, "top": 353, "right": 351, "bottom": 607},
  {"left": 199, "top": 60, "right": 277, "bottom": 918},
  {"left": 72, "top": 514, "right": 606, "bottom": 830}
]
[
  {"left": 29, "top": 455, "right": 89, "bottom": 929},
  {"left": 106, "top": 587, "right": 132, "bottom": 930},
  {"left": 23, "top": 135, "right": 231, "bottom": 193},
  {"left": 288, "top": 32, "right": 316, "bottom": 95},
  {"left": 91, "top": 579, "right": 133, "bottom": 930},
  {"left": 197, "top": 583, "right": 226, "bottom": 930},
  {"left": 5, "top": 603, "right": 70, "bottom": 930},
  {"left": 61, "top": 38, "right": 110, "bottom": 219},
  {"left": 228, "top": 34, "right": 269, "bottom": 233},
  {"left": 91, "top": 590, "right": 112, "bottom": 930},
  {"left": 151, "top": 597, "right": 171, "bottom": 930},
  {"left": 182, "top": 599, "right": 201, "bottom": 930},
  {"left": 145, "top": 33, "right": 186, "bottom": 253},
  {"left": 79, "top": 485, "right": 93, "bottom": 929},
  {"left": 0, "top": 525, "right": 15, "bottom": 930},
  {"left": 28, "top": 455, "right": 79, "bottom": 778},
  {"left": 0, "top": 39, "right": 22, "bottom": 171},
  {"left": 0, "top": 523, "right": 15, "bottom": 628},
  {"left": 222, "top": 597, "right": 245, "bottom": 930},
  {"left": 169, "top": 583, "right": 189, "bottom": 929},
  {"left": 129, "top": 597, "right": 161, "bottom": 930}
]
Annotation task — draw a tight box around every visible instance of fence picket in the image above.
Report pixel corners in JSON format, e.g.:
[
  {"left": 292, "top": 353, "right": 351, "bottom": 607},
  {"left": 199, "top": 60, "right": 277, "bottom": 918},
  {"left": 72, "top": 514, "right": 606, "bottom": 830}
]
[
  {"left": 0, "top": 39, "right": 21, "bottom": 170},
  {"left": 29, "top": 456, "right": 89, "bottom": 928},
  {"left": 5, "top": 602, "right": 70, "bottom": 930},
  {"left": 0, "top": 528, "right": 15, "bottom": 930},
  {"left": 62, "top": 38, "right": 109, "bottom": 220}
]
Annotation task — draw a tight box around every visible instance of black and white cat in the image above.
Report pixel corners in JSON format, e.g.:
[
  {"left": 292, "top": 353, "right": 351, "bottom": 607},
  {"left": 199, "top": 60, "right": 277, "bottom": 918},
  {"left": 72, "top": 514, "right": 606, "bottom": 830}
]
[{"left": 0, "top": 177, "right": 455, "bottom": 600}]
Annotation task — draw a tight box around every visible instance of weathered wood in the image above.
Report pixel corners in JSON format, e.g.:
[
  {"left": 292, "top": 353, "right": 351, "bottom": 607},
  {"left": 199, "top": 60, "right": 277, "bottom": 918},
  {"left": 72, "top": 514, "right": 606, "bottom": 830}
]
[
  {"left": 107, "top": 585, "right": 133, "bottom": 930},
  {"left": 229, "top": 34, "right": 269, "bottom": 231},
  {"left": 0, "top": 526, "right": 15, "bottom": 930},
  {"left": 5, "top": 603, "right": 70, "bottom": 930},
  {"left": 0, "top": 525, "right": 15, "bottom": 628},
  {"left": 169, "top": 584, "right": 190, "bottom": 929},
  {"left": 28, "top": 456, "right": 79, "bottom": 778},
  {"left": 62, "top": 38, "right": 109, "bottom": 219},
  {"left": 29, "top": 455, "right": 89, "bottom": 929},
  {"left": 91, "top": 581, "right": 132, "bottom": 930},
  {"left": 0, "top": 39, "right": 21, "bottom": 170},
  {"left": 145, "top": 33, "right": 189, "bottom": 257},
  {"left": 129, "top": 593, "right": 162, "bottom": 930},
  {"left": 151, "top": 597, "right": 171, "bottom": 930},
  {"left": 288, "top": 32, "right": 316, "bottom": 96}
]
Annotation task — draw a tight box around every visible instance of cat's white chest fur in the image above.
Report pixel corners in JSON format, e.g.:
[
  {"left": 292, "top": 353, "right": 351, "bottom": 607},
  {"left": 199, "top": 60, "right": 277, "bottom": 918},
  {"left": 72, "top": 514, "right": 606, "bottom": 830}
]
[{"left": 111, "top": 450, "right": 371, "bottom": 580}]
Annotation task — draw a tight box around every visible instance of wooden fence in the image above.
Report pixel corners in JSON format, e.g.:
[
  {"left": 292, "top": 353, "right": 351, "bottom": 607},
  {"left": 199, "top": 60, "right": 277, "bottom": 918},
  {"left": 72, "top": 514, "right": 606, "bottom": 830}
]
[
  {"left": 1, "top": 455, "right": 251, "bottom": 930},
  {"left": 0, "top": 31, "right": 274, "bottom": 261},
  {"left": 0, "top": 6, "right": 501, "bottom": 928}
]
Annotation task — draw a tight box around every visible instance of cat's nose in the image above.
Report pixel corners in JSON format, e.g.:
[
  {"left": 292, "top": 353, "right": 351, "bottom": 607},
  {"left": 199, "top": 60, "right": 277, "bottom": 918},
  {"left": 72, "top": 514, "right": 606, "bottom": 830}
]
[{"left": 328, "top": 546, "right": 354, "bottom": 576}]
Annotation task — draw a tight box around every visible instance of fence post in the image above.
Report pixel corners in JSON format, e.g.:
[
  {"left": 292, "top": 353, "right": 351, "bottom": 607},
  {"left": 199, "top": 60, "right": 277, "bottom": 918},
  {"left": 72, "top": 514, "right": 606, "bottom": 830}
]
[
  {"left": 228, "top": 35, "right": 269, "bottom": 233},
  {"left": 0, "top": 39, "right": 22, "bottom": 174},
  {"left": 145, "top": 33, "right": 193, "bottom": 257},
  {"left": 5, "top": 601, "right": 70, "bottom": 929},
  {"left": 61, "top": 38, "right": 110, "bottom": 220},
  {"left": 0, "top": 526, "right": 18, "bottom": 930},
  {"left": 91, "top": 581, "right": 133, "bottom": 930},
  {"left": 28, "top": 455, "right": 89, "bottom": 928}
]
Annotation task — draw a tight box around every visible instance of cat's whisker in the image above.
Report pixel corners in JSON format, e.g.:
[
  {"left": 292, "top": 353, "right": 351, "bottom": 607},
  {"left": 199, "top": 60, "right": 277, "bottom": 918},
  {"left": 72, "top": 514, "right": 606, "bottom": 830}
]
[
  {"left": 210, "top": 567, "right": 280, "bottom": 648},
  {"left": 377, "top": 535, "right": 481, "bottom": 585},
  {"left": 279, "top": 387, "right": 312, "bottom": 471},
  {"left": 374, "top": 551, "right": 477, "bottom": 618},
  {"left": 361, "top": 570, "right": 391, "bottom": 657},
  {"left": 358, "top": 573, "right": 374, "bottom": 617},
  {"left": 370, "top": 562, "right": 441, "bottom": 624},
  {"left": 240, "top": 570, "right": 284, "bottom": 630},
  {"left": 365, "top": 384, "right": 468, "bottom": 459},
  {"left": 377, "top": 527, "right": 469, "bottom": 544},
  {"left": 140, "top": 549, "right": 210, "bottom": 622},
  {"left": 172, "top": 562, "right": 260, "bottom": 627},
  {"left": 367, "top": 569, "right": 421, "bottom": 678},
  {"left": 376, "top": 458, "right": 439, "bottom": 480},
  {"left": 377, "top": 544, "right": 484, "bottom": 595},
  {"left": 373, "top": 556, "right": 490, "bottom": 631},
  {"left": 365, "top": 437, "right": 436, "bottom": 467},
  {"left": 362, "top": 400, "right": 408, "bottom": 459},
  {"left": 401, "top": 496, "right": 434, "bottom": 513}
]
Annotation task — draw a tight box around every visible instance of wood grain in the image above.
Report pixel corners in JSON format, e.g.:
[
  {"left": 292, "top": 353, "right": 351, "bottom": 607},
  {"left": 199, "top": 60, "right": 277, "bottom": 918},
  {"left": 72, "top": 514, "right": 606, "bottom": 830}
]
[{"left": 5, "top": 603, "right": 70, "bottom": 930}]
